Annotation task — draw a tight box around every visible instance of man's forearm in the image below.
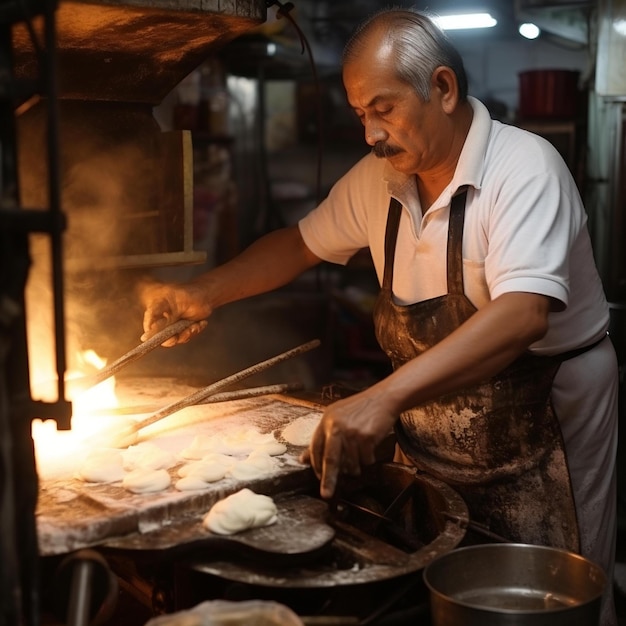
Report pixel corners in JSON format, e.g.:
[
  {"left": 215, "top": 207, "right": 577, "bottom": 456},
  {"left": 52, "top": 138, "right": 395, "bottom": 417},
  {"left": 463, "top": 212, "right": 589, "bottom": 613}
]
[{"left": 190, "top": 225, "right": 322, "bottom": 309}]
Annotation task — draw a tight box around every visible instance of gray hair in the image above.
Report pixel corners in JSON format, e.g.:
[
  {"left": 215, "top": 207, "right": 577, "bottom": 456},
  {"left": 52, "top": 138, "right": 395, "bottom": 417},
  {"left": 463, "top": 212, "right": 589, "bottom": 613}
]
[{"left": 343, "top": 7, "right": 469, "bottom": 101}]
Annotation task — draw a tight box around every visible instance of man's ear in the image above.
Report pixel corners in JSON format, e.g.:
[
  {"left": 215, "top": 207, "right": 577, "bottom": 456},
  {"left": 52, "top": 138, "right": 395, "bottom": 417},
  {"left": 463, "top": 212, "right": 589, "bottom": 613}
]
[{"left": 431, "top": 66, "right": 460, "bottom": 113}]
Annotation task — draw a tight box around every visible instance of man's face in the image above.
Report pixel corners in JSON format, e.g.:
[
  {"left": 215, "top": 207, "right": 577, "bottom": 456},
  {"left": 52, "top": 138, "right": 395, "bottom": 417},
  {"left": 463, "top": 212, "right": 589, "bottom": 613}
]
[{"left": 343, "top": 41, "right": 451, "bottom": 178}]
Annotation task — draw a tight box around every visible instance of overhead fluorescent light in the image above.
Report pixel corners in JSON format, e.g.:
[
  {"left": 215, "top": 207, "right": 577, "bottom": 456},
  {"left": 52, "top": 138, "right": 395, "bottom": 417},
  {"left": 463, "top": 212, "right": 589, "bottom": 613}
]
[{"left": 433, "top": 12, "right": 497, "bottom": 30}]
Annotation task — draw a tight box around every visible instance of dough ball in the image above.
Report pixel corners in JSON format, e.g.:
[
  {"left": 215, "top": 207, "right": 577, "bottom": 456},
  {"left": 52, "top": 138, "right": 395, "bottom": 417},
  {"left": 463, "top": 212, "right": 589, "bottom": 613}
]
[
  {"left": 175, "top": 475, "right": 211, "bottom": 491},
  {"left": 122, "top": 442, "right": 176, "bottom": 471},
  {"left": 188, "top": 428, "right": 286, "bottom": 457},
  {"left": 77, "top": 449, "right": 125, "bottom": 483},
  {"left": 180, "top": 435, "right": 215, "bottom": 460},
  {"left": 177, "top": 460, "right": 229, "bottom": 482},
  {"left": 228, "top": 451, "right": 280, "bottom": 481},
  {"left": 256, "top": 440, "right": 287, "bottom": 456},
  {"left": 201, "top": 452, "right": 236, "bottom": 465},
  {"left": 203, "top": 488, "right": 278, "bottom": 535},
  {"left": 122, "top": 468, "right": 171, "bottom": 493},
  {"left": 217, "top": 428, "right": 284, "bottom": 456},
  {"left": 281, "top": 414, "right": 321, "bottom": 446}
]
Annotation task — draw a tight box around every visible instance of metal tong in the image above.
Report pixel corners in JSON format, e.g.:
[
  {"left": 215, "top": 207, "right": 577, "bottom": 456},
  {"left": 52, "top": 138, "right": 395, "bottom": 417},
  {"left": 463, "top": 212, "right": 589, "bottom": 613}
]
[
  {"left": 93, "top": 338, "right": 321, "bottom": 447},
  {"left": 131, "top": 338, "right": 320, "bottom": 433},
  {"left": 84, "top": 382, "right": 305, "bottom": 416},
  {"left": 69, "top": 319, "right": 196, "bottom": 394}
]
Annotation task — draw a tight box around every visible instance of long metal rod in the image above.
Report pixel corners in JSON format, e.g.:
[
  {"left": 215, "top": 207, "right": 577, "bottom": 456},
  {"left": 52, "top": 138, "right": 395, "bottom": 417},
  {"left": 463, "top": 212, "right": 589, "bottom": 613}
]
[
  {"left": 83, "top": 381, "right": 304, "bottom": 416},
  {"left": 68, "top": 319, "right": 194, "bottom": 394},
  {"left": 132, "top": 338, "right": 320, "bottom": 433}
]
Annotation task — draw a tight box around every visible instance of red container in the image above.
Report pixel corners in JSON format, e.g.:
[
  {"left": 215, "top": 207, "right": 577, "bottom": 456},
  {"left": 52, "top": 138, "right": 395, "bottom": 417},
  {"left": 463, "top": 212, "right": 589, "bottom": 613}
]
[{"left": 518, "top": 69, "right": 580, "bottom": 119}]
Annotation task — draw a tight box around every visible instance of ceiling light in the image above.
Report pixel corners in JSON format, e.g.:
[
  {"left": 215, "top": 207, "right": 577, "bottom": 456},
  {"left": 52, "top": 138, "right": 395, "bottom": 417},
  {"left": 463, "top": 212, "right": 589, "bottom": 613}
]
[
  {"left": 433, "top": 12, "right": 498, "bottom": 30},
  {"left": 519, "top": 22, "right": 541, "bottom": 39}
]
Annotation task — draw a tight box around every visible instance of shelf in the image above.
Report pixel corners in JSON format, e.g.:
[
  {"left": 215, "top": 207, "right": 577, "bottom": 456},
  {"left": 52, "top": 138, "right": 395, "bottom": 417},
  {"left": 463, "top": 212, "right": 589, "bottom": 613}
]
[{"left": 515, "top": 118, "right": 585, "bottom": 188}]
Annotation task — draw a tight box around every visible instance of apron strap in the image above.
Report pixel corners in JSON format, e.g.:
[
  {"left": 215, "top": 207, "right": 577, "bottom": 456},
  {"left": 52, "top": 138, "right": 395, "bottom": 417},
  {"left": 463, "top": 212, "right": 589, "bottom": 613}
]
[
  {"left": 382, "top": 198, "right": 402, "bottom": 291},
  {"left": 383, "top": 189, "right": 469, "bottom": 294},
  {"left": 447, "top": 188, "right": 468, "bottom": 295}
]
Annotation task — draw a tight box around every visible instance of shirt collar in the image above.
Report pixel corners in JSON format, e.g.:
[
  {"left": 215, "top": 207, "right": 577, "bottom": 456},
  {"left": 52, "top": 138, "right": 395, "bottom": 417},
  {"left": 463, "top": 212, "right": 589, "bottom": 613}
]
[{"left": 453, "top": 96, "right": 491, "bottom": 193}]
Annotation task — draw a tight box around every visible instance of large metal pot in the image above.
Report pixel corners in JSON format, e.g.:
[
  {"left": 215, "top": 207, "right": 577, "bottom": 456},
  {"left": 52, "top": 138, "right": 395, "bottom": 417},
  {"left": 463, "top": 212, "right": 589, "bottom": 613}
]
[{"left": 423, "top": 543, "right": 606, "bottom": 626}]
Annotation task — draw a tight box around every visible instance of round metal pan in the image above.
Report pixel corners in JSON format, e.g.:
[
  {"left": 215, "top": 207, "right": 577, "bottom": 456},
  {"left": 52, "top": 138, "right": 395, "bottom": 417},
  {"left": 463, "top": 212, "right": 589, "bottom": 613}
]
[{"left": 424, "top": 542, "right": 606, "bottom": 626}]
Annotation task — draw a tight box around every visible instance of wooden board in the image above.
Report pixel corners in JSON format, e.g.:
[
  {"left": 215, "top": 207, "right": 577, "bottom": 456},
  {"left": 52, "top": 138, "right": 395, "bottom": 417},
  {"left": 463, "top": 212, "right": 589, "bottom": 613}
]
[{"left": 36, "top": 389, "right": 323, "bottom": 556}]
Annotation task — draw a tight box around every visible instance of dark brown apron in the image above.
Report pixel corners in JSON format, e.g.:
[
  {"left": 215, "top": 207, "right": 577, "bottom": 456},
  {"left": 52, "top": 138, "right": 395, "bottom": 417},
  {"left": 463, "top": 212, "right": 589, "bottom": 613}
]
[{"left": 373, "top": 189, "right": 586, "bottom": 551}]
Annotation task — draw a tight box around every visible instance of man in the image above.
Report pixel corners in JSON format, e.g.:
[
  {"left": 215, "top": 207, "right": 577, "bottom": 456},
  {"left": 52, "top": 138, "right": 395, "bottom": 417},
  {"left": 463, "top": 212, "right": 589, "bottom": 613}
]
[{"left": 141, "top": 9, "right": 618, "bottom": 623}]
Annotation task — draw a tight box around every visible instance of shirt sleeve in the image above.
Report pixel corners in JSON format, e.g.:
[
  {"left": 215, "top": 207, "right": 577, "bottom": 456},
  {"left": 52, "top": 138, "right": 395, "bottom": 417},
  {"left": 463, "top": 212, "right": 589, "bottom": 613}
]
[
  {"left": 483, "top": 135, "right": 585, "bottom": 309},
  {"left": 298, "top": 154, "right": 385, "bottom": 265}
]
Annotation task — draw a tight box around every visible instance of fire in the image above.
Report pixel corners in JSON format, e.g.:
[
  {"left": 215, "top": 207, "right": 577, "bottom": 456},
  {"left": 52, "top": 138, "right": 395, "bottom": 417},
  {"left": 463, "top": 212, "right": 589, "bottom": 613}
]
[
  {"left": 25, "top": 235, "right": 128, "bottom": 478},
  {"left": 31, "top": 349, "right": 122, "bottom": 479}
]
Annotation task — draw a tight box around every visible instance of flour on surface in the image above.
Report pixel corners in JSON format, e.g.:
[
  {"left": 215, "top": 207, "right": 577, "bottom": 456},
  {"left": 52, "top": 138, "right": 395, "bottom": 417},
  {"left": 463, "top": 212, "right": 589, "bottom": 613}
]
[{"left": 175, "top": 475, "right": 212, "bottom": 491}]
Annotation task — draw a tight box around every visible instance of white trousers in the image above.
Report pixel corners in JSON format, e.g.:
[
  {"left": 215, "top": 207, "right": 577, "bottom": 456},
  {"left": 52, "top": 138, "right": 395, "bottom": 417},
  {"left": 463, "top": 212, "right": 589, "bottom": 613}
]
[{"left": 553, "top": 337, "right": 619, "bottom": 626}]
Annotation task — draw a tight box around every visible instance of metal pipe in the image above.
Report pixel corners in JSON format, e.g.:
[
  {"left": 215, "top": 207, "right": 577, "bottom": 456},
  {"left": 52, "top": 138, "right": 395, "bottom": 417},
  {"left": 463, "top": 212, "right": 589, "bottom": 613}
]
[{"left": 66, "top": 561, "right": 93, "bottom": 626}]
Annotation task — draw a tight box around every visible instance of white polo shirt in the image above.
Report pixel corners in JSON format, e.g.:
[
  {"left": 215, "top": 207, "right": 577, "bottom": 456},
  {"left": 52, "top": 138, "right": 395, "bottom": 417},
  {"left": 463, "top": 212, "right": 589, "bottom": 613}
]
[{"left": 298, "top": 96, "right": 609, "bottom": 355}]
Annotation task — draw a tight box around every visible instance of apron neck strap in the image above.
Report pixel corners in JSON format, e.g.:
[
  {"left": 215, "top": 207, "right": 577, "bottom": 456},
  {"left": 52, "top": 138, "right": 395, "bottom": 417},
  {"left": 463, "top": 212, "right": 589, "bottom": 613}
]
[
  {"left": 382, "top": 189, "right": 469, "bottom": 294},
  {"left": 447, "top": 188, "right": 468, "bottom": 295},
  {"left": 382, "top": 198, "right": 403, "bottom": 290}
]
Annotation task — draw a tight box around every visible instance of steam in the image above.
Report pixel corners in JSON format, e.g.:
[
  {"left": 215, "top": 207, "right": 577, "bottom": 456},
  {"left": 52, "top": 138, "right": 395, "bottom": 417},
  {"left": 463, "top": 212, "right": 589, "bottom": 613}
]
[
  {"left": 18, "top": 98, "right": 320, "bottom": 401},
  {"left": 19, "top": 100, "right": 160, "bottom": 395}
]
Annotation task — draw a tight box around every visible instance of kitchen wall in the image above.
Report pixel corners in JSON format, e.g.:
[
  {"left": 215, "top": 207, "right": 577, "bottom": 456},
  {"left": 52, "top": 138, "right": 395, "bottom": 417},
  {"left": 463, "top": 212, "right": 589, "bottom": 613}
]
[
  {"left": 451, "top": 36, "right": 590, "bottom": 120},
  {"left": 252, "top": 32, "right": 592, "bottom": 214}
]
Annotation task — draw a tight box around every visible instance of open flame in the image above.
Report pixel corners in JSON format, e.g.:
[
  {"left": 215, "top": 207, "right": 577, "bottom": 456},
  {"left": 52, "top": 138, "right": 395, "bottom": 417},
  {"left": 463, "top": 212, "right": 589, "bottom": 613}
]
[
  {"left": 24, "top": 239, "right": 133, "bottom": 478},
  {"left": 31, "top": 349, "right": 122, "bottom": 479}
]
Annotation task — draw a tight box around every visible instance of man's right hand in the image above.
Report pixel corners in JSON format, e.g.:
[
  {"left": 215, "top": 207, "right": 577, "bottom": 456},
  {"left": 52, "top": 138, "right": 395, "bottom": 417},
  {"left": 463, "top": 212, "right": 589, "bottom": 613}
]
[
  {"left": 138, "top": 225, "right": 322, "bottom": 346},
  {"left": 139, "top": 280, "right": 212, "bottom": 346}
]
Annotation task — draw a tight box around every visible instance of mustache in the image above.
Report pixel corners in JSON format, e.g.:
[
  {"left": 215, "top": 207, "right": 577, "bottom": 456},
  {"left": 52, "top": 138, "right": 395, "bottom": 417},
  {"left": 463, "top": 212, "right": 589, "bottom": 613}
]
[{"left": 372, "top": 142, "right": 402, "bottom": 158}]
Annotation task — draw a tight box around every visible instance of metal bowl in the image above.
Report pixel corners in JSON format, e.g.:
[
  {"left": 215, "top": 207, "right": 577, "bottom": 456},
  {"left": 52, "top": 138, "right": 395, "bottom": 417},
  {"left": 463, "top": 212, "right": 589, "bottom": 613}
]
[{"left": 423, "top": 543, "right": 607, "bottom": 626}]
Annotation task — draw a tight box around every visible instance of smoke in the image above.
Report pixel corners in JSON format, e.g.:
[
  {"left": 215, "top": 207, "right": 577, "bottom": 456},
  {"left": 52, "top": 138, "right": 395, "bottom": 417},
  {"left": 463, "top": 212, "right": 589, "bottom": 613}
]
[
  {"left": 18, "top": 100, "right": 163, "bottom": 390},
  {"left": 17, "top": 99, "right": 327, "bottom": 394}
]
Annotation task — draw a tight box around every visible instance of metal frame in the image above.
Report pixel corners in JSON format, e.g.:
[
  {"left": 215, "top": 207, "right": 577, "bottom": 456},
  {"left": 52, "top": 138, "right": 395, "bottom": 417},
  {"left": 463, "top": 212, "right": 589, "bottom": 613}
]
[{"left": 0, "top": 2, "right": 72, "bottom": 623}]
